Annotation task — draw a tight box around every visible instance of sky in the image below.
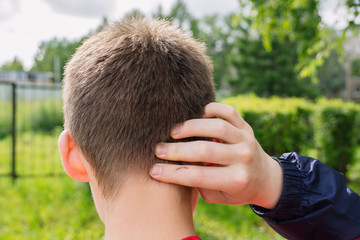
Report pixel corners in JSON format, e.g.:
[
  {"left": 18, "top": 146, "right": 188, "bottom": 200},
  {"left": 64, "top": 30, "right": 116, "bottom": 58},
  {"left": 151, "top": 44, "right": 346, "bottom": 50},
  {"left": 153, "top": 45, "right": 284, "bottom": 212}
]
[
  {"left": 0, "top": 0, "right": 346, "bottom": 70},
  {"left": 0, "top": 0, "right": 240, "bottom": 69}
]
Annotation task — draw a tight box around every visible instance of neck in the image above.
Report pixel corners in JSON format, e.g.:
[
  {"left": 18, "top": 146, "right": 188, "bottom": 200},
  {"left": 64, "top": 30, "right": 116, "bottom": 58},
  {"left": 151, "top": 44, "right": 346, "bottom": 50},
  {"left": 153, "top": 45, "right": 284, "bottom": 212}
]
[{"left": 102, "top": 177, "right": 195, "bottom": 240}]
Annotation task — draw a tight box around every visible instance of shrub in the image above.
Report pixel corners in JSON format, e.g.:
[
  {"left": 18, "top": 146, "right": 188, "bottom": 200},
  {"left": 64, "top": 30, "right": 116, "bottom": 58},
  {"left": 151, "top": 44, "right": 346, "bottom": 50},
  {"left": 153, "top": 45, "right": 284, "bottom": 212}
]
[
  {"left": 28, "top": 100, "right": 63, "bottom": 133},
  {"left": 222, "top": 94, "right": 314, "bottom": 157},
  {"left": 0, "top": 99, "right": 63, "bottom": 137},
  {"left": 314, "top": 98, "right": 360, "bottom": 174},
  {"left": 0, "top": 102, "right": 12, "bottom": 140},
  {"left": 352, "top": 58, "right": 360, "bottom": 77},
  {"left": 223, "top": 95, "right": 360, "bottom": 175}
]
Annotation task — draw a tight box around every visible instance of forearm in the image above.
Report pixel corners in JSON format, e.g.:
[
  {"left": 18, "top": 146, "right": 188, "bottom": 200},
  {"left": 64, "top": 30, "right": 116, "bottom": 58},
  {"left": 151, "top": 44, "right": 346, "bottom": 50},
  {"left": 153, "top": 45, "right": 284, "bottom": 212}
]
[{"left": 251, "top": 152, "right": 360, "bottom": 239}]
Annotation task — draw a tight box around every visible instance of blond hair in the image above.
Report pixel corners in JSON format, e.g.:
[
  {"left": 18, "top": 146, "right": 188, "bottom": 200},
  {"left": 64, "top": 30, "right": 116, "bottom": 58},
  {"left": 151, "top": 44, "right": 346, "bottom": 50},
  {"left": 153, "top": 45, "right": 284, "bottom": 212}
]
[{"left": 63, "top": 18, "right": 215, "bottom": 198}]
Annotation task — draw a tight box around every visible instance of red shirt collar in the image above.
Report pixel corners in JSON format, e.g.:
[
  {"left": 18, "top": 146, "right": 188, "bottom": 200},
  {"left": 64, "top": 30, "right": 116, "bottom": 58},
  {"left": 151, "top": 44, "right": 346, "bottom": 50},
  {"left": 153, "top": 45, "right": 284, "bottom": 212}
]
[{"left": 182, "top": 237, "right": 201, "bottom": 240}]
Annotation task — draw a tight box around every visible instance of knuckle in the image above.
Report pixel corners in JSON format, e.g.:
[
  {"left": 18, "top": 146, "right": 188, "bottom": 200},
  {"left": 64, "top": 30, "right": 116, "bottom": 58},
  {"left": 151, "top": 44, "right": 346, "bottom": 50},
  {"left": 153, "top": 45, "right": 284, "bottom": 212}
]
[
  {"left": 246, "top": 124, "right": 255, "bottom": 135},
  {"left": 215, "top": 121, "right": 228, "bottom": 134},
  {"left": 227, "top": 105, "right": 238, "bottom": 118},
  {"left": 239, "top": 148, "right": 254, "bottom": 164},
  {"left": 198, "top": 142, "right": 210, "bottom": 160},
  {"left": 232, "top": 174, "right": 243, "bottom": 186},
  {"left": 246, "top": 135, "right": 257, "bottom": 148},
  {"left": 232, "top": 173, "right": 250, "bottom": 191}
]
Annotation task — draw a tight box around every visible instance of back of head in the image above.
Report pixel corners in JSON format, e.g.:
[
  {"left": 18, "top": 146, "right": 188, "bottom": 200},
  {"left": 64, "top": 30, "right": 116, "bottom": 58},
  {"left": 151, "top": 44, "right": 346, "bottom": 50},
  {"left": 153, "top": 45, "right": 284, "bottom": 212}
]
[{"left": 63, "top": 17, "right": 215, "bottom": 198}]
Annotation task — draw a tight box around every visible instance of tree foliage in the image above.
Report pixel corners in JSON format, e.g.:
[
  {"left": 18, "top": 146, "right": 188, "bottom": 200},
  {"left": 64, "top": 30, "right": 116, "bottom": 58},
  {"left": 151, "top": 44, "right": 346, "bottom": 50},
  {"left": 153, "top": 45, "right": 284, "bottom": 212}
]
[
  {"left": 26, "top": 0, "right": 350, "bottom": 99},
  {"left": 346, "top": 0, "right": 360, "bottom": 28},
  {"left": 352, "top": 58, "right": 360, "bottom": 76},
  {"left": 233, "top": 35, "right": 318, "bottom": 98},
  {"left": 240, "top": 0, "right": 359, "bottom": 80},
  {"left": 153, "top": 0, "right": 322, "bottom": 98},
  {"left": 31, "top": 38, "right": 81, "bottom": 79},
  {"left": 317, "top": 50, "right": 346, "bottom": 97},
  {"left": 0, "top": 57, "right": 25, "bottom": 71},
  {"left": 153, "top": 1, "right": 235, "bottom": 88},
  {"left": 241, "top": 0, "right": 321, "bottom": 52},
  {"left": 194, "top": 14, "right": 237, "bottom": 89}
]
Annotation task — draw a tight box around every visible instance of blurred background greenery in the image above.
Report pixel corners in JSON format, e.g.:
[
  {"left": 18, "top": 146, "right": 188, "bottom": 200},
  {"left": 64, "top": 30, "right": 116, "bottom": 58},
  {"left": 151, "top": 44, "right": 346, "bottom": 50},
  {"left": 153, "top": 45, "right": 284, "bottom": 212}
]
[{"left": 1, "top": 0, "right": 360, "bottom": 239}]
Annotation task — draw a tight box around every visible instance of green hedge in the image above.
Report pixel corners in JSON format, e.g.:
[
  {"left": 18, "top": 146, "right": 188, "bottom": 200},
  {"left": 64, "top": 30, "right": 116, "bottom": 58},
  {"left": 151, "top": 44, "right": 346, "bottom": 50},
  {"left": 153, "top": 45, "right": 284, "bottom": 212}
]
[
  {"left": 0, "top": 99, "right": 63, "bottom": 140},
  {"left": 27, "top": 100, "right": 63, "bottom": 132},
  {"left": 0, "top": 102, "right": 12, "bottom": 140},
  {"left": 1, "top": 93, "right": 359, "bottom": 175},
  {"left": 314, "top": 99, "right": 360, "bottom": 174},
  {"left": 222, "top": 94, "right": 360, "bottom": 175},
  {"left": 222, "top": 95, "right": 314, "bottom": 156}
]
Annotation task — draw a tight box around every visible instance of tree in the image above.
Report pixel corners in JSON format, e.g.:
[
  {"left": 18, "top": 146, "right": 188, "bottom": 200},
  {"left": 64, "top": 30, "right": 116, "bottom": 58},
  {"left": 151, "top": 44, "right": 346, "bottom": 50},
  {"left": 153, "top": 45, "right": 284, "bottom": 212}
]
[
  {"left": 194, "top": 14, "right": 239, "bottom": 90},
  {"left": 238, "top": 0, "right": 360, "bottom": 80},
  {"left": 317, "top": 50, "right": 346, "bottom": 98},
  {"left": 232, "top": 34, "right": 319, "bottom": 98},
  {"left": 352, "top": 58, "right": 360, "bottom": 77},
  {"left": 124, "top": 9, "right": 145, "bottom": 19},
  {"left": 153, "top": 0, "right": 193, "bottom": 30},
  {"left": 152, "top": 1, "right": 320, "bottom": 98},
  {"left": 31, "top": 38, "right": 81, "bottom": 80},
  {"left": 153, "top": 1, "right": 238, "bottom": 92},
  {"left": 0, "top": 57, "right": 25, "bottom": 71}
]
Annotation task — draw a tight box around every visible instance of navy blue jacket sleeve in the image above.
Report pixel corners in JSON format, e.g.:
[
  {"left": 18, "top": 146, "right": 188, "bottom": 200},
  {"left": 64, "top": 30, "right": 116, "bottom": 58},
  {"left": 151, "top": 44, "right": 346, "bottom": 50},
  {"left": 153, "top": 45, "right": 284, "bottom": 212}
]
[{"left": 250, "top": 152, "right": 360, "bottom": 240}]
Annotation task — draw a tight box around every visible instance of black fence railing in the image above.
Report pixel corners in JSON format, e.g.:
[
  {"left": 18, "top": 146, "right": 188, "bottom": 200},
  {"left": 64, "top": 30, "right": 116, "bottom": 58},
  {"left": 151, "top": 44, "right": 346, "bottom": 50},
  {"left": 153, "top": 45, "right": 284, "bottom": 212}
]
[{"left": 0, "top": 80, "right": 64, "bottom": 179}]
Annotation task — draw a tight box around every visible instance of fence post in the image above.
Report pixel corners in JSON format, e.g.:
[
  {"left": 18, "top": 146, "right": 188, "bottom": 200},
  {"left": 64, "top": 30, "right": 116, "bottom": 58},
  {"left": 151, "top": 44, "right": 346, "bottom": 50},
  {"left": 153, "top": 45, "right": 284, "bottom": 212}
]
[{"left": 11, "top": 83, "right": 17, "bottom": 180}]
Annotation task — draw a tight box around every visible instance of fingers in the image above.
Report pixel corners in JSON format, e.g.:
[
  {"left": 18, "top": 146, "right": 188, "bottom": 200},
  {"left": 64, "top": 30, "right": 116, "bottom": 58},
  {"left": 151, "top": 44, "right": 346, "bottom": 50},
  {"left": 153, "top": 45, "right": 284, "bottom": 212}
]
[
  {"left": 171, "top": 118, "right": 247, "bottom": 144},
  {"left": 150, "top": 164, "right": 231, "bottom": 191},
  {"left": 198, "top": 188, "right": 238, "bottom": 205},
  {"left": 203, "top": 102, "right": 247, "bottom": 129},
  {"left": 150, "top": 163, "right": 247, "bottom": 205},
  {"left": 155, "top": 141, "right": 237, "bottom": 165}
]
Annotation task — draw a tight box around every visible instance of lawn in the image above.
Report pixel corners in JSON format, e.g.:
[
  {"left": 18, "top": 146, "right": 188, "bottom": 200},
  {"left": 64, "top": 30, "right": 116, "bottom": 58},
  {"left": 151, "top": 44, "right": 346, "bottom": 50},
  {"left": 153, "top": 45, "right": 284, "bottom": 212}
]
[{"left": 0, "top": 132, "right": 282, "bottom": 239}]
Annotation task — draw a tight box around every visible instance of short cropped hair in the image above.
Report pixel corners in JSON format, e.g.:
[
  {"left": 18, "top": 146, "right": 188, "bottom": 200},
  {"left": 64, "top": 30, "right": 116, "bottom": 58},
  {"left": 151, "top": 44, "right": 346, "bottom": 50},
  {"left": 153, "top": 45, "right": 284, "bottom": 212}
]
[{"left": 63, "top": 18, "right": 215, "bottom": 198}]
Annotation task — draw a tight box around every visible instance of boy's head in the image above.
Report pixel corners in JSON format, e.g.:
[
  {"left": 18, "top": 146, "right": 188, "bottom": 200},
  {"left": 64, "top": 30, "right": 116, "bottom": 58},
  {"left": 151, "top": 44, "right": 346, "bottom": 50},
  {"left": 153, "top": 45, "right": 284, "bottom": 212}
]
[{"left": 60, "top": 18, "right": 215, "bottom": 199}]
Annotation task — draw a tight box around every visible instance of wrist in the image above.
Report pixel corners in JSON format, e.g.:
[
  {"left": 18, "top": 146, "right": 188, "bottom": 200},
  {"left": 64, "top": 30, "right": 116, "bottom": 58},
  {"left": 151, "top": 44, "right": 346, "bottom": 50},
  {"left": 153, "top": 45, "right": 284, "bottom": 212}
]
[
  {"left": 254, "top": 153, "right": 283, "bottom": 209},
  {"left": 251, "top": 153, "right": 304, "bottom": 218}
]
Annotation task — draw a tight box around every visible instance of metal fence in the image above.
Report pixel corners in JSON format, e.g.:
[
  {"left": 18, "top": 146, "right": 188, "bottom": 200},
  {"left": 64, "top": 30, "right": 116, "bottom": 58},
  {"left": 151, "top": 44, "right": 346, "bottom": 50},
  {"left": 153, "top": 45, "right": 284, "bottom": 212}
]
[{"left": 0, "top": 80, "right": 64, "bottom": 179}]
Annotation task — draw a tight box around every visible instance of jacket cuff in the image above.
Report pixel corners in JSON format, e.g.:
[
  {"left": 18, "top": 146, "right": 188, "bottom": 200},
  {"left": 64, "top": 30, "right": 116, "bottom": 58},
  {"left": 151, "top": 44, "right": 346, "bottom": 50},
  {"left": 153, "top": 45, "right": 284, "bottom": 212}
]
[{"left": 250, "top": 152, "right": 303, "bottom": 220}]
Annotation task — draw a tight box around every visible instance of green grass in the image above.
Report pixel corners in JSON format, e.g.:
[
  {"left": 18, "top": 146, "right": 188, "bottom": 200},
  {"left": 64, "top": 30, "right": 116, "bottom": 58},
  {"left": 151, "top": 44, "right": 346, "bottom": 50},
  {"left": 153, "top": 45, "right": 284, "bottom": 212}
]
[
  {"left": 0, "top": 132, "right": 282, "bottom": 239},
  {"left": 0, "top": 178, "right": 104, "bottom": 239},
  {"left": 0, "top": 130, "right": 64, "bottom": 176},
  {"left": 2, "top": 131, "right": 360, "bottom": 239},
  {"left": 0, "top": 97, "right": 63, "bottom": 140},
  {"left": 194, "top": 201, "right": 282, "bottom": 239}
]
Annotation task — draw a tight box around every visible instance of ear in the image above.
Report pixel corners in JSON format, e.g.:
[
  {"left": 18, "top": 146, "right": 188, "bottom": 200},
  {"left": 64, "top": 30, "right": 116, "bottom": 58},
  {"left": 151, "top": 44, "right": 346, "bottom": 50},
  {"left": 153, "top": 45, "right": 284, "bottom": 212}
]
[
  {"left": 192, "top": 188, "right": 200, "bottom": 214},
  {"left": 58, "top": 130, "right": 90, "bottom": 182}
]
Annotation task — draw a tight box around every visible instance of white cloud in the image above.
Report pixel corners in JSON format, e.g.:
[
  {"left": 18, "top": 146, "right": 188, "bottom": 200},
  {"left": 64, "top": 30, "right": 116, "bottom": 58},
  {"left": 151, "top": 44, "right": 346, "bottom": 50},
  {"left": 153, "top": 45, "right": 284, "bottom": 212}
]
[
  {"left": 109, "top": 0, "right": 175, "bottom": 19},
  {"left": 42, "top": 0, "right": 117, "bottom": 18},
  {"left": 183, "top": 0, "right": 239, "bottom": 17},
  {"left": 0, "top": 0, "right": 101, "bottom": 69},
  {"left": 0, "top": 0, "right": 20, "bottom": 21}
]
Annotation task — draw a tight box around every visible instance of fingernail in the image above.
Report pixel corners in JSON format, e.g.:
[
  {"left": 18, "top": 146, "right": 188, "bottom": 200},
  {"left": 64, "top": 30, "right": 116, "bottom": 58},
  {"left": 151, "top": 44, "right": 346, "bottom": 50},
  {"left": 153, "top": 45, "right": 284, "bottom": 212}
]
[
  {"left": 151, "top": 165, "right": 162, "bottom": 176},
  {"left": 172, "top": 125, "right": 181, "bottom": 135},
  {"left": 156, "top": 144, "right": 166, "bottom": 155}
]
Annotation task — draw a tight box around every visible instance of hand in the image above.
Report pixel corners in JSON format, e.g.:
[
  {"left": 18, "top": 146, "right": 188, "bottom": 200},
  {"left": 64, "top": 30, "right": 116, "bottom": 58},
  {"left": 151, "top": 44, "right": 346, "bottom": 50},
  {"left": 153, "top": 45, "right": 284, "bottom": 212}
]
[{"left": 150, "top": 102, "right": 283, "bottom": 209}]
